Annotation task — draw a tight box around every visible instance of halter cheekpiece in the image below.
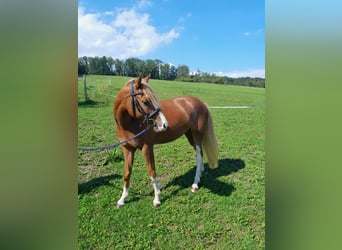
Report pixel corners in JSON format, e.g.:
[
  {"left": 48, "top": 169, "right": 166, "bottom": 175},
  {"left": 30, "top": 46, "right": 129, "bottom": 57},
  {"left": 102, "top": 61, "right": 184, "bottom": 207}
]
[{"left": 130, "top": 80, "right": 161, "bottom": 127}]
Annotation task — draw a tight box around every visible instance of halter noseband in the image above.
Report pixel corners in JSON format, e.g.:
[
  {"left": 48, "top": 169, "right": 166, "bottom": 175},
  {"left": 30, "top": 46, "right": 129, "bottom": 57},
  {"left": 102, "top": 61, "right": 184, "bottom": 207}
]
[{"left": 130, "top": 80, "right": 161, "bottom": 126}]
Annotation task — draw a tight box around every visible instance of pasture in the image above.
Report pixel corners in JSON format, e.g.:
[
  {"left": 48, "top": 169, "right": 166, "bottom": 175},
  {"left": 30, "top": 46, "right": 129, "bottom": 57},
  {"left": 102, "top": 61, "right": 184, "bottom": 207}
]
[{"left": 78, "top": 75, "right": 265, "bottom": 249}]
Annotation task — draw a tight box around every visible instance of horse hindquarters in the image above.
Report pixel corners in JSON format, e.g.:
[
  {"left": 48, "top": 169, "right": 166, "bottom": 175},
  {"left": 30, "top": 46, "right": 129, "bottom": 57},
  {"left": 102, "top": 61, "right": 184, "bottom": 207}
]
[{"left": 185, "top": 108, "right": 218, "bottom": 192}]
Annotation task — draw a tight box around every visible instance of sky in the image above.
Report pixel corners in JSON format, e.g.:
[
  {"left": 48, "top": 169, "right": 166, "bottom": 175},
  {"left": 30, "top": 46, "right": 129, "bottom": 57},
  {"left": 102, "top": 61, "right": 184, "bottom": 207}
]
[{"left": 78, "top": 0, "right": 265, "bottom": 78}]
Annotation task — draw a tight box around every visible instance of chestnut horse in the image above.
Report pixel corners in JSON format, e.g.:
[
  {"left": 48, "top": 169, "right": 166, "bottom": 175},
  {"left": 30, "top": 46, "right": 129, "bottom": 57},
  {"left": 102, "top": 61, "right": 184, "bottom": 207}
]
[{"left": 114, "top": 75, "right": 218, "bottom": 207}]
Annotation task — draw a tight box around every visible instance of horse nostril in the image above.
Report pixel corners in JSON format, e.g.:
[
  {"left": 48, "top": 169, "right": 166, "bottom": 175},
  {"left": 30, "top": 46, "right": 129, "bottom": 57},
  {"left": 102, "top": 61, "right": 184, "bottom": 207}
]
[{"left": 163, "top": 123, "right": 167, "bottom": 129}]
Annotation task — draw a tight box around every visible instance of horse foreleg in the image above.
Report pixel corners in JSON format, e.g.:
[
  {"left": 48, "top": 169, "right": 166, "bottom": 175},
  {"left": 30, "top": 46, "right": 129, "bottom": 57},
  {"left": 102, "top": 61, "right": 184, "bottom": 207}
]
[
  {"left": 117, "top": 147, "right": 135, "bottom": 208},
  {"left": 191, "top": 145, "right": 204, "bottom": 193},
  {"left": 142, "top": 145, "right": 161, "bottom": 207}
]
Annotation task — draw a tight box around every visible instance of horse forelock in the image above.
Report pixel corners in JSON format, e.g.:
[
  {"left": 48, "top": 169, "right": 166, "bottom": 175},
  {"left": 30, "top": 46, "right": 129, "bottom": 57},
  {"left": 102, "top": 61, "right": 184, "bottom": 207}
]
[
  {"left": 141, "top": 84, "right": 159, "bottom": 107},
  {"left": 122, "top": 79, "right": 159, "bottom": 107}
]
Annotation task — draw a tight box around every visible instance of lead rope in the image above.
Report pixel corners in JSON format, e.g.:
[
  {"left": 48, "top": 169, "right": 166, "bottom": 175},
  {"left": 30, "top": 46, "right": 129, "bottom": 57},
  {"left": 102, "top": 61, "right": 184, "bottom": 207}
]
[
  {"left": 78, "top": 128, "right": 148, "bottom": 151},
  {"left": 79, "top": 80, "right": 155, "bottom": 151}
]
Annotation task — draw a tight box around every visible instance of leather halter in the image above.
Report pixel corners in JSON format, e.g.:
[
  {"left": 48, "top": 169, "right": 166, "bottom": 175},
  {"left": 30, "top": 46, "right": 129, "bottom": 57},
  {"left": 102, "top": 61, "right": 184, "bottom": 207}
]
[{"left": 129, "top": 80, "right": 161, "bottom": 126}]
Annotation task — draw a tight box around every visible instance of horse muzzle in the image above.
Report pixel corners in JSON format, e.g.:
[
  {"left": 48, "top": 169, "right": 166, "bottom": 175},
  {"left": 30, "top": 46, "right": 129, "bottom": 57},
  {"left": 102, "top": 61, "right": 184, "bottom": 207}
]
[{"left": 153, "top": 111, "right": 168, "bottom": 132}]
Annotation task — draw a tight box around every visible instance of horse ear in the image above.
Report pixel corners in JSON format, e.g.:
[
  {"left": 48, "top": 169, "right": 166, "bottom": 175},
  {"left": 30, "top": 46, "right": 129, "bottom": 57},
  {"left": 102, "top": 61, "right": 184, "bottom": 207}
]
[
  {"left": 143, "top": 73, "right": 151, "bottom": 83},
  {"left": 135, "top": 76, "right": 142, "bottom": 88}
]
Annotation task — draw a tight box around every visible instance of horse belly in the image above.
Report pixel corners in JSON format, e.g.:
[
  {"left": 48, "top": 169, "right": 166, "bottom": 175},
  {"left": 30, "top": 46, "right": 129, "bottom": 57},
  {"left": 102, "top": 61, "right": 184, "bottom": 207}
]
[{"left": 153, "top": 125, "right": 189, "bottom": 144}]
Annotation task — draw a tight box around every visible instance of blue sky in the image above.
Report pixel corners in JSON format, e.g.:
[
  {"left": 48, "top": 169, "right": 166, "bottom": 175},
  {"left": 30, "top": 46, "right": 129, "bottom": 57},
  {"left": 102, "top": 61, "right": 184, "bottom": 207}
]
[{"left": 79, "top": 0, "right": 264, "bottom": 78}]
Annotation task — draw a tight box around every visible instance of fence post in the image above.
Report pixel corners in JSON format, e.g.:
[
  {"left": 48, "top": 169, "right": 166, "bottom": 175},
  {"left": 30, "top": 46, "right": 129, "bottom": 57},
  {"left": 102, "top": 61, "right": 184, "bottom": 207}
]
[{"left": 83, "top": 74, "right": 89, "bottom": 102}]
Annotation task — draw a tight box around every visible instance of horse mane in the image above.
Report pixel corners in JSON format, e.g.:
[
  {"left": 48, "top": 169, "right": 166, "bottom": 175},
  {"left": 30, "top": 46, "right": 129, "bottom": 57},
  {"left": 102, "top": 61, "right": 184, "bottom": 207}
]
[
  {"left": 141, "top": 83, "right": 159, "bottom": 108},
  {"left": 121, "top": 76, "right": 160, "bottom": 108}
]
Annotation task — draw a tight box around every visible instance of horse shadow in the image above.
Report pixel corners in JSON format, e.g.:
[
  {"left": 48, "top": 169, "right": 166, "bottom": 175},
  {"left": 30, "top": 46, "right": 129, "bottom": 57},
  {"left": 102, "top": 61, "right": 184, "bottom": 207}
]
[
  {"left": 78, "top": 99, "right": 104, "bottom": 108},
  {"left": 78, "top": 174, "right": 121, "bottom": 195},
  {"left": 161, "top": 158, "right": 245, "bottom": 200},
  {"left": 78, "top": 158, "right": 245, "bottom": 204}
]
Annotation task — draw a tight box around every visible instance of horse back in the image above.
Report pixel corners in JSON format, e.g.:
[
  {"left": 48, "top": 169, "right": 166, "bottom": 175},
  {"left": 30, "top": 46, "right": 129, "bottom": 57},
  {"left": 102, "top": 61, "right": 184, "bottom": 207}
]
[
  {"left": 150, "top": 96, "right": 209, "bottom": 144},
  {"left": 160, "top": 95, "right": 209, "bottom": 121}
]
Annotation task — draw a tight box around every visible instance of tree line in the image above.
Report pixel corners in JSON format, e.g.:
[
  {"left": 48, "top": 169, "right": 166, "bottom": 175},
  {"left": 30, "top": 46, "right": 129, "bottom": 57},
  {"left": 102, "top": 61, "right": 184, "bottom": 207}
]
[{"left": 78, "top": 56, "right": 265, "bottom": 88}]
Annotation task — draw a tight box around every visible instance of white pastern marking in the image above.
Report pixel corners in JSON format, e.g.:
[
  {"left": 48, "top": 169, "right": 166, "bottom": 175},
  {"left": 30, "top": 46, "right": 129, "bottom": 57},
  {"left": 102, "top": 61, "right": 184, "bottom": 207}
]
[
  {"left": 191, "top": 183, "right": 199, "bottom": 193},
  {"left": 196, "top": 145, "right": 202, "bottom": 166},
  {"left": 192, "top": 145, "right": 203, "bottom": 191},
  {"left": 151, "top": 178, "right": 161, "bottom": 207},
  {"left": 117, "top": 187, "right": 129, "bottom": 207}
]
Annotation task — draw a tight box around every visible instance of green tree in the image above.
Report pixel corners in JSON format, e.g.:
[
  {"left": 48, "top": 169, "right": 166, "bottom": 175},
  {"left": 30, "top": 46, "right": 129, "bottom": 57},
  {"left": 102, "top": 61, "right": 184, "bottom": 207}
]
[
  {"left": 107, "top": 57, "right": 115, "bottom": 75},
  {"left": 169, "top": 65, "right": 177, "bottom": 80},
  {"left": 88, "top": 57, "right": 99, "bottom": 74},
  {"left": 114, "top": 59, "right": 124, "bottom": 76},
  {"left": 99, "top": 56, "right": 111, "bottom": 75},
  {"left": 78, "top": 57, "right": 88, "bottom": 75},
  {"left": 125, "top": 57, "right": 144, "bottom": 77},
  {"left": 78, "top": 55, "right": 264, "bottom": 87},
  {"left": 145, "top": 59, "right": 157, "bottom": 79},
  {"left": 176, "top": 64, "right": 190, "bottom": 79},
  {"left": 160, "top": 63, "right": 170, "bottom": 80},
  {"left": 154, "top": 59, "right": 163, "bottom": 79},
  {"left": 136, "top": 59, "right": 146, "bottom": 76}
]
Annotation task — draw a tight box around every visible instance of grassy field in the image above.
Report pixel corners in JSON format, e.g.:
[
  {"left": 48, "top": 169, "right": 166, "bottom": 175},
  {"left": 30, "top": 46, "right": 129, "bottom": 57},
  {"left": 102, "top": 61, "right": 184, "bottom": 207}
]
[{"left": 78, "top": 75, "right": 265, "bottom": 249}]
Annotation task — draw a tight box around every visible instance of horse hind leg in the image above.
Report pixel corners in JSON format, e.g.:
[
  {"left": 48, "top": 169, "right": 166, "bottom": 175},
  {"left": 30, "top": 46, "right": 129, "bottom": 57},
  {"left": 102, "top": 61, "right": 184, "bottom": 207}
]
[
  {"left": 191, "top": 143, "right": 204, "bottom": 192},
  {"left": 186, "top": 130, "right": 204, "bottom": 192},
  {"left": 186, "top": 130, "right": 204, "bottom": 173},
  {"left": 185, "top": 130, "right": 195, "bottom": 148},
  {"left": 187, "top": 130, "right": 204, "bottom": 193}
]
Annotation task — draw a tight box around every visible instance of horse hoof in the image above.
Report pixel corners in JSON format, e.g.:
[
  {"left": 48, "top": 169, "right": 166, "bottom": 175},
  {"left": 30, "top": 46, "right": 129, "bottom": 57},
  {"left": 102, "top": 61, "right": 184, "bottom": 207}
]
[
  {"left": 116, "top": 203, "right": 124, "bottom": 208},
  {"left": 191, "top": 184, "right": 199, "bottom": 193},
  {"left": 153, "top": 201, "right": 161, "bottom": 207}
]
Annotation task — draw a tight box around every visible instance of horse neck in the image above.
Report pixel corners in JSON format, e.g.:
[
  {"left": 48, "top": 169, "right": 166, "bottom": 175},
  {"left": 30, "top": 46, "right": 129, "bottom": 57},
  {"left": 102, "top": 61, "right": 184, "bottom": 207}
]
[{"left": 114, "top": 89, "right": 139, "bottom": 128}]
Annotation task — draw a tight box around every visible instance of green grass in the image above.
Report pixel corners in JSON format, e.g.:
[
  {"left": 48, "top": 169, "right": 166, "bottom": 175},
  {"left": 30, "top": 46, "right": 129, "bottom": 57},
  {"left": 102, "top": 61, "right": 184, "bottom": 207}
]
[{"left": 78, "top": 75, "right": 265, "bottom": 249}]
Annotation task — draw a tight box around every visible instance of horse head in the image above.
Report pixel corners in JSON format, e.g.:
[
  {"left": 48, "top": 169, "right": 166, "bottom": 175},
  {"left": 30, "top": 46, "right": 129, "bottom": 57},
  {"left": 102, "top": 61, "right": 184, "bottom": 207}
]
[{"left": 130, "top": 75, "right": 168, "bottom": 132}]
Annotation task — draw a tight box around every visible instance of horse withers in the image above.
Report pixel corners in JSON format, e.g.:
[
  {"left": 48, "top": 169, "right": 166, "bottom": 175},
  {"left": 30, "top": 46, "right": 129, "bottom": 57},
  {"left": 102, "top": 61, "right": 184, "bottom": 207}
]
[{"left": 114, "top": 75, "right": 218, "bottom": 207}]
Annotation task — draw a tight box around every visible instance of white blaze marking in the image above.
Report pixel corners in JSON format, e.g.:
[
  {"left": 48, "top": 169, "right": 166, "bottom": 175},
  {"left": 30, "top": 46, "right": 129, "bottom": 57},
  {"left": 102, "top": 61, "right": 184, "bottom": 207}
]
[
  {"left": 158, "top": 111, "right": 168, "bottom": 129},
  {"left": 153, "top": 103, "right": 168, "bottom": 130}
]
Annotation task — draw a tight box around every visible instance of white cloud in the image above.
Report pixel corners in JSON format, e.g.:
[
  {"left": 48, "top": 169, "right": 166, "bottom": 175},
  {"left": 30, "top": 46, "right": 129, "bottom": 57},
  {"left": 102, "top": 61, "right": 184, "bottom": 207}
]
[
  {"left": 104, "top": 11, "right": 114, "bottom": 16},
  {"left": 214, "top": 69, "right": 265, "bottom": 78},
  {"left": 136, "top": 0, "right": 152, "bottom": 8},
  {"left": 243, "top": 29, "right": 263, "bottom": 37},
  {"left": 78, "top": 5, "right": 179, "bottom": 58}
]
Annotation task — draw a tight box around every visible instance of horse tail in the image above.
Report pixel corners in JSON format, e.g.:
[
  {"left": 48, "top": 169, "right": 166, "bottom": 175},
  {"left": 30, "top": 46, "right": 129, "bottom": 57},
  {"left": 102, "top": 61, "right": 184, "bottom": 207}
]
[{"left": 203, "top": 111, "right": 218, "bottom": 169}]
